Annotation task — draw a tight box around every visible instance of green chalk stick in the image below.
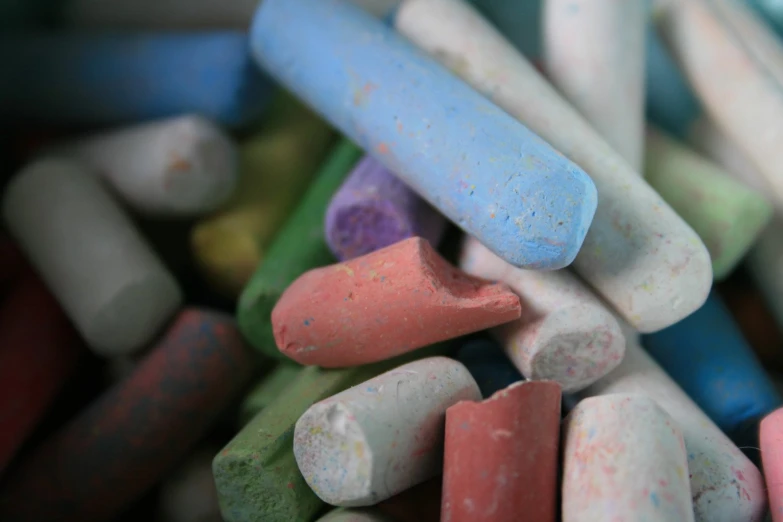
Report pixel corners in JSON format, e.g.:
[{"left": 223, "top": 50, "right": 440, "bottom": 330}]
[
  {"left": 213, "top": 343, "right": 451, "bottom": 522},
  {"left": 645, "top": 127, "right": 773, "bottom": 279},
  {"left": 237, "top": 138, "right": 363, "bottom": 359},
  {"left": 238, "top": 362, "right": 300, "bottom": 426}
]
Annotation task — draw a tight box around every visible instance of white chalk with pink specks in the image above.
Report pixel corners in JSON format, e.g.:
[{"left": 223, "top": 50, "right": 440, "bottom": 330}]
[
  {"left": 578, "top": 324, "right": 767, "bottom": 522},
  {"left": 293, "top": 357, "right": 480, "bottom": 507},
  {"left": 459, "top": 235, "right": 625, "bottom": 393},
  {"left": 543, "top": 0, "right": 646, "bottom": 170},
  {"left": 562, "top": 394, "right": 694, "bottom": 522},
  {"left": 395, "top": 0, "right": 712, "bottom": 334}
]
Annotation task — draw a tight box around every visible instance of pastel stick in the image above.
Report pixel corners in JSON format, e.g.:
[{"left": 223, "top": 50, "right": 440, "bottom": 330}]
[
  {"left": 250, "top": 0, "right": 598, "bottom": 270},
  {"left": 0, "top": 32, "right": 272, "bottom": 127},
  {"left": 443, "top": 381, "right": 561, "bottom": 522},
  {"left": 394, "top": 0, "right": 712, "bottom": 333},
  {"left": 293, "top": 357, "right": 481, "bottom": 506},
  {"left": 271, "top": 237, "right": 522, "bottom": 367},
  {"left": 325, "top": 154, "right": 446, "bottom": 261},
  {"left": 239, "top": 363, "right": 301, "bottom": 426},
  {"left": 455, "top": 338, "right": 524, "bottom": 398},
  {"left": 760, "top": 408, "right": 783, "bottom": 522},
  {"left": 642, "top": 292, "right": 782, "bottom": 444},
  {"left": 237, "top": 139, "right": 362, "bottom": 360},
  {"left": 562, "top": 395, "right": 694, "bottom": 522}
]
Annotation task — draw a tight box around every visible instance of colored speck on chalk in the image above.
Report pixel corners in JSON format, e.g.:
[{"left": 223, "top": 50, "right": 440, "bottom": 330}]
[{"left": 650, "top": 491, "right": 660, "bottom": 508}]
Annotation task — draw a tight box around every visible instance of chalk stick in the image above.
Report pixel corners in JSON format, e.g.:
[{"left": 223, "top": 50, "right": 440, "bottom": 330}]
[
  {"left": 562, "top": 394, "right": 694, "bottom": 522},
  {"left": 325, "top": 155, "right": 446, "bottom": 261},
  {"left": 54, "top": 115, "right": 238, "bottom": 217},
  {"left": 643, "top": 292, "right": 782, "bottom": 443},
  {"left": 455, "top": 338, "right": 524, "bottom": 398},
  {"left": 239, "top": 362, "right": 302, "bottom": 426},
  {"left": 0, "top": 309, "right": 255, "bottom": 522},
  {"left": 644, "top": 126, "right": 773, "bottom": 279},
  {"left": 315, "top": 509, "right": 396, "bottom": 522},
  {"left": 443, "top": 381, "right": 561, "bottom": 522},
  {"left": 577, "top": 328, "right": 767, "bottom": 522},
  {"left": 272, "top": 237, "right": 521, "bottom": 367},
  {"left": 214, "top": 344, "right": 450, "bottom": 522},
  {"left": 192, "top": 92, "right": 335, "bottom": 297},
  {"left": 237, "top": 138, "right": 362, "bottom": 359},
  {"left": 543, "top": 0, "right": 646, "bottom": 169},
  {"left": 294, "top": 357, "right": 481, "bottom": 506},
  {"left": 0, "top": 268, "right": 83, "bottom": 474},
  {"left": 655, "top": 0, "right": 783, "bottom": 212},
  {"left": 0, "top": 32, "right": 271, "bottom": 128},
  {"left": 394, "top": 0, "right": 712, "bottom": 333},
  {"left": 761, "top": 408, "right": 783, "bottom": 522},
  {"left": 2, "top": 157, "right": 183, "bottom": 356},
  {"left": 159, "top": 447, "right": 223, "bottom": 522},
  {"left": 459, "top": 234, "right": 624, "bottom": 392},
  {"left": 250, "top": 0, "right": 598, "bottom": 271}
]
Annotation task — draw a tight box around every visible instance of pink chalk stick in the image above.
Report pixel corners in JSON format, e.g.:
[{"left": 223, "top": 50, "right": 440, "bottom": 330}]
[{"left": 761, "top": 408, "right": 783, "bottom": 521}]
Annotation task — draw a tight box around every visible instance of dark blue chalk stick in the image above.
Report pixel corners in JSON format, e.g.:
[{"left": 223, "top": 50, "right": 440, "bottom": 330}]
[
  {"left": 0, "top": 32, "right": 272, "bottom": 127},
  {"left": 642, "top": 292, "right": 782, "bottom": 442},
  {"left": 455, "top": 338, "right": 524, "bottom": 398}
]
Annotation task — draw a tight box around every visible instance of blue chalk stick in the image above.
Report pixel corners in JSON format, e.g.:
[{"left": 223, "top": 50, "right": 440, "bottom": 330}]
[
  {"left": 456, "top": 338, "right": 523, "bottom": 398},
  {"left": 642, "top": 292, "right": 782, "bottom": 442},
  {"left": 0, "top": 32, "right": 273, "bottom": 127},
  {"left": 645, "top": 29, "right": 702, "bottom": 138},
  {"left": 249, "top": 0, "right": 597, "bottom": 270}
]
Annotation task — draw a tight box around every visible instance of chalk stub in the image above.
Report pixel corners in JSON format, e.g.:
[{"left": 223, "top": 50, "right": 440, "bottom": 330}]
[{"left": 293, "top": 357, "right": 481, "bottom": 506}]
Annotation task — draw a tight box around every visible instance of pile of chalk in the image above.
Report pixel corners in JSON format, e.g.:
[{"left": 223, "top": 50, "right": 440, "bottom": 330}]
[{"left": 5, "top": 0, "right": 783, "bottom": 521}]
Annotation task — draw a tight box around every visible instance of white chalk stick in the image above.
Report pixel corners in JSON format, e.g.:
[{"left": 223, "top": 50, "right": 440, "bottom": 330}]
[
  {"left": 395, "top": 0, "right": 712, "bottom": 333},
  {"left": 2, "top": 157, "right": 183, "bottom": 356},
  {"left": 655, "top": 0, "right": 783, "bottom": 211},
  {"left": 563, "top": 394, "right": 694, "bottom": 522},
  {"left": 57, "top": 115, "right": 238, "bottom": 217},
  {"left": 293, "top": 357, "right": 481, "bottom": 506},
  {"left": 459, "top": 235, "right": 625, "bottom": 392},
  {"left": 578, "top": 325, "right": 767, "bottom": 522},
  {"left": 315, "top": 509, "right": 395, "bottom": 522},
  {"left": 543, "top": 0, "right": 646, "bottom": 170}
]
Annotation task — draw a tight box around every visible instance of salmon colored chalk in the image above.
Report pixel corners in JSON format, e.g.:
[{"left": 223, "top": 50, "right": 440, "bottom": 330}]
[
  {"left": 272, "top": 237, "right": 522, "bottom": 367},
  {"left": 761, "top": 408, "right": 783, "bottom": 521},
  {"left": 0, "top": 309, "right": 255, "bottom": 522},
  {"left": 442, "top": 381, "right": 561, "bottom": 522},
  {"left": 0, "top": 267, "right": 83, "bottom": 474}
]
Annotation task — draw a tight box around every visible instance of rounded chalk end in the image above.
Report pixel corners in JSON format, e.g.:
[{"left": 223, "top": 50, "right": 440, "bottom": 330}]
[
  {"left": 158, "top": 115, "right": 238, "bottom": 215},
  {"left": 524, "top": 305, "right": 626, "bottom": 393},
  {"left": 326, "top": 202, "right": 413, "bottom": 261},
  {"left": 294, "top": 401, "right": 374, "bottom": 507},
  {"left": 87, "top": 271, "right": 183, "bottom": 356}
]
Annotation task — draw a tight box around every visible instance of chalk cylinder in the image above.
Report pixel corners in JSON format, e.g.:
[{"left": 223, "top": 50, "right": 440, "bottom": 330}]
[
  {"left": 0, "top": 268, "right": 83, "bottom": 474},
  {"left": 315, "top": 509, "right": 396, "bottom": 522},
  {"left": 250, "top": 0, "right": 598, "bottom": 270},
  {"left": 0, "top": 309, "right": 255, "bottom": 522},
  {"left": 562, "top": 394, "right": 694, "bottom": 522},
  {"left": 55, "top": 114, "right": 239, "bottom": 217},
  {"left": 455, "top": 338, "right": 524, "bottom": 398},
  {"left": 643, "top": 292, "right": 782, "bottom": 443},
  {"left": 760, "top": 408, "right": 783, "bottom": 522},
  {"left": 578, "top": 330, "right": 767, "bottom": 522},
  {"left": 459, "top": 234, "right": 625, "bottom": 393},
  {"left": 294, "top": 357, "right": 481, "bottom": 506},
  {"left": 237, "top": 139, "right": 363, "bottom": 360},
  {"left": 543, "top": 0, "right": 646, "bottom": 169},
  {"left": 2, "top": 157, "right": 183, "bottom": 356},
  {"left": 271, "top": 237, "right": 521, "bottom": 367},
  {"left": 443, "top": 381, "right": 561, "bottom": 522},
  {"left": 0, "top": 32, "right": 271, "bottom": 127},
  {"left": 394, "top": 0, "right": 712, "bottom": 333},
  {"left": 325, "top": 154, "right": 446, "bottom": 261}
]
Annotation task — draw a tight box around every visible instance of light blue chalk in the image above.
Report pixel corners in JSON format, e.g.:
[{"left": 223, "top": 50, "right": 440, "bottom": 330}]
[
  {"left": 249, "top": 0, "right": 597, "bottom": 270},
  {"left": 0, "top": 32, "right": 273, "bottom": 127},
  {"left": 642, "top": 292, "right": 782, "bottom": 445},
  {"left": 455, "top": 338, "right": 524, "bottom": 398}
]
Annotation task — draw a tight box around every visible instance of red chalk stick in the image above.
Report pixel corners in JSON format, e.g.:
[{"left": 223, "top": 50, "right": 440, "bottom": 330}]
[
  {"left": 272, "top": 237, "right": 521, "bottom": 367},
  {"left": 0, "top": 308, "right": 255, "bottom": 522},
  {"left": 442, "top": 381, "right": 562, "bottom": 522},
  {"left": 0, "top": 268, "right": 83, "bottom": 474}
]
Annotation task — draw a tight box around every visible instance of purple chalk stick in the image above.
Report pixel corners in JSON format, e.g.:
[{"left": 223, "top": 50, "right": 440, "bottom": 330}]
[{"left": 325, "top": 155, "right": 447, "bottom": 260}]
